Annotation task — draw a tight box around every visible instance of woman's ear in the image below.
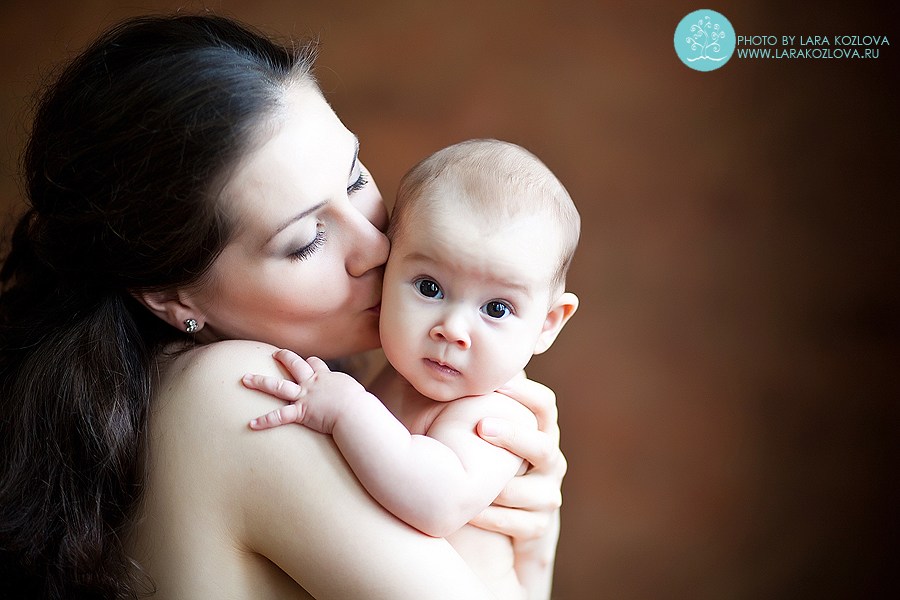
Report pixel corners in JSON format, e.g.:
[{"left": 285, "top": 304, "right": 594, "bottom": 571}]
[
  {"left": 533, "top": 292, "right": 579, "bottom": 355},
  {"left": 131, "top": 289, "right": 204, "bottom": 333}
]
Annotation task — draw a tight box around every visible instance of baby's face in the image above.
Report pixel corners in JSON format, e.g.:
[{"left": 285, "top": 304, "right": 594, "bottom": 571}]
[{"left": 380, "top": 202, "right": 561, "bottom": 401}]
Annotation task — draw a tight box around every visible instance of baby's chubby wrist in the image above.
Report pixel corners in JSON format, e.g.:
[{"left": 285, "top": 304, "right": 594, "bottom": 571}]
[
  {"left": 311, "top": 370, "right": 373, "bottom": 419},
  {"left": 243, "top": 351, "right": 376, "bottom": 435}
]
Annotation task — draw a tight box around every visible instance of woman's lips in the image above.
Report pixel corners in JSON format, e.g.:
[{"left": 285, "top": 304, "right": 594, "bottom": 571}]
[
  {"left": 424, "top": 358, "right": 460, "bottom": 377},
  {"left": 366, "top": 302, "right": 381, "bottom": 315}
]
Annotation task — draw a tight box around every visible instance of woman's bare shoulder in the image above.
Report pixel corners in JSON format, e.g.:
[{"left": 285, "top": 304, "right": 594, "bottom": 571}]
[
  {"left": 151, "top": 339, "right": 310, "bottom": 463},
  {"left": 140, "top": 341, "right": 346, "bottom": 599},
  {"left": 159, "top": 339, "right": 283, "bottom": 388},
  {"left": 148, "top": 339, "right": 346, "bottom": 530}
]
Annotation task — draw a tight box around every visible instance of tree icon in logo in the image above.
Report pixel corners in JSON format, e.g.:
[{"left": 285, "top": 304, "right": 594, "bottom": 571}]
[
  {"left": 674, "top": 10, "right": 736, "bottom": 71},
  {"left": 687, "top": 16, "right": 726, "bottom": 61}
]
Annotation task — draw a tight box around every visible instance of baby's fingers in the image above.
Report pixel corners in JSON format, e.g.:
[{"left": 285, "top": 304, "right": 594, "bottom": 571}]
[
  {"left": 273, "top": 349, "right": 317, "bottom": 384},
  {"left": 249, "top": 404, "right": 304, "bottom": 430},
  {"left": 305, "top": 356, "right": 330, "bottom": 373},
  {"left": 242, "top": 373, "right": 304, "bottom": 402}
]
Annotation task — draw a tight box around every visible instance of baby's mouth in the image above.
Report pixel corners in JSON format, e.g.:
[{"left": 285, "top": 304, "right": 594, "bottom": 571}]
[{"left": 423, "top": 358, "right": 461, "bottom": 377}]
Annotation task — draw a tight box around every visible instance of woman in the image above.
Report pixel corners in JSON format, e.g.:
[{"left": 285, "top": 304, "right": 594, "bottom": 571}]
[{"left": 0, "top": 14, "right": 565, "bottom": 599}]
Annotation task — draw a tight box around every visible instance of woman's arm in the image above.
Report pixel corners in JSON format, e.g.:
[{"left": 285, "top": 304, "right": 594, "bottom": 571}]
[{"left": 168, "top": 341, "right": 503, "bottom": 600}]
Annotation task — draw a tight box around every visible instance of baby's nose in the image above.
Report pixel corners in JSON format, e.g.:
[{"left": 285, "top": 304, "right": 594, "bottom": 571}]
[{"left": 429, "top": 312, "right": 471, "bottom": 349}]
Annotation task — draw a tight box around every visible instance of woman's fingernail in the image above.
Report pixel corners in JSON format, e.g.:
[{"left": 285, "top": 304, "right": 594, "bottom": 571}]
[{"left": 481, "top": 418, "right": 502, "bottom": 437}]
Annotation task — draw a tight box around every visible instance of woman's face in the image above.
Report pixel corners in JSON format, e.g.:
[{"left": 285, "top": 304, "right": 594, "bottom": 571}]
[{"left": 190, "top": 82, "right": 389, "bottom": 360}]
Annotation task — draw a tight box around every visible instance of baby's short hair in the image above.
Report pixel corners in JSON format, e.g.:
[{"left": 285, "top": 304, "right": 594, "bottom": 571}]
[{"left": 389, "top": 139, "right": 580, "bottom": 293}]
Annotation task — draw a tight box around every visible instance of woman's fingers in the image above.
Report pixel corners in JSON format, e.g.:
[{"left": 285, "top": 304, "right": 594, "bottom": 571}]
[
  {"left": 496, "top": 375, "right": 559, "bottom": 441},
  {"left": 477, "top": 417, "right": 566, "bottom": 478},
  {"left": 476, "top": 414, "right": 567, "bottom": 540},
  {"left": 491, "top": 470, "right": 564, "bottom": 512},
  {"left": 477, "top": 373, "right": 567, "bottom": 544},
  {"left": 467, "top": 505, "right": 556, "bottom": 542}
]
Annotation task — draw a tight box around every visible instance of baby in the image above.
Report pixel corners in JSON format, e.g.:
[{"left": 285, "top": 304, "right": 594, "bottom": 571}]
[{"left": 243, "top": 139, "right": 580, "bottom": 597}]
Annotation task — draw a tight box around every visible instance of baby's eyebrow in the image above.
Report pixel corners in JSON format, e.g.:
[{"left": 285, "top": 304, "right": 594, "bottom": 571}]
[
  {"left": 403, "top": 251, "right": 437, "bottom": 264},
  {"left": 489, "top": 278, "right": 531, "bottom": 296},
  {"left": 404, "top": 251, "right": 532, "bottom": 296}
]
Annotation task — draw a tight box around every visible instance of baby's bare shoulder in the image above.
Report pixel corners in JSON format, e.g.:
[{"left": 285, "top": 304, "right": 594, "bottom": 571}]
[{"left": 437, "top": 391, "right": 538, "bottom": 430}]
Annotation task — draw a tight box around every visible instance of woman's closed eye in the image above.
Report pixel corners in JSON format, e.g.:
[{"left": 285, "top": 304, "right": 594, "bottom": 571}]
[
  {"left": 289, "top": 226, "right": 326, "bottom": 261},
  {"left": 348, "top": 167, "right": 368, "bottom": 195},
  {"left": 287, "top": 163, "right": 368, "bottom": 263}
]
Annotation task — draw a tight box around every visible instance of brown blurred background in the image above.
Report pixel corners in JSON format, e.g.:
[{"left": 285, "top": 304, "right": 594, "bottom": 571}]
[{"left": 1, "top": 1, "right": 896, "bottom": 598}]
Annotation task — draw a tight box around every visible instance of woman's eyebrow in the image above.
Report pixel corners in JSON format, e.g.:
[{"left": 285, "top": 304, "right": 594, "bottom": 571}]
[
  {"left": 266, "top": 201, "right": 327, "bottom": 246},
  {"left": 348, "top": 135, "right": 360, "bottom": 180},
  {"left": 265, "top": 135, "right": 359, "bottom": 248}
]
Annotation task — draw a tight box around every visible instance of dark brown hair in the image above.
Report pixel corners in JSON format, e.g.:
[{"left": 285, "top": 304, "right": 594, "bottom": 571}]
[{"left": 0, "top": 14, "right": 316, "bottom": 599}]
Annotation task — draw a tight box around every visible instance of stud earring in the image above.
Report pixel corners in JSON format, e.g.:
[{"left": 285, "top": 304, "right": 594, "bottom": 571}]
[{"left": 184, "top": 318, "right": 200, "bottom": 333}]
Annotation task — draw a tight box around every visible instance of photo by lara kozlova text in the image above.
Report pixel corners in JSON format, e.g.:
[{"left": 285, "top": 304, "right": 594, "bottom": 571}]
[{"left": 736, "top": 34, "right": 889, "bottom": 58}]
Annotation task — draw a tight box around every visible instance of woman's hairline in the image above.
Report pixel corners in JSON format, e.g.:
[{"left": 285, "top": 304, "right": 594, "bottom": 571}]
[{"left": 183, "top": 69, "right": 322, "bottom": 299}]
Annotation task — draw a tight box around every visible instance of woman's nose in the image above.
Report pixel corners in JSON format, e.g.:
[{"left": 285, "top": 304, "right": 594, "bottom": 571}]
[
  {"left": 345, "top": 204, "right": 390, "bottom": 278},
  {"left": 429, "top": 310, "right": 471, "bottom": 350}
]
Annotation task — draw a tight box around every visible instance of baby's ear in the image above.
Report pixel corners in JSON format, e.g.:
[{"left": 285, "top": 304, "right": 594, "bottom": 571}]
[{"left": 533, "top": 292, "right": 579, "bottom": 355}]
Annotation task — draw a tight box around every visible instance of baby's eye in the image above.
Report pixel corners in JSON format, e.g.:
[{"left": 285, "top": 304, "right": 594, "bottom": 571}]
[
  {"left": 482, "top": 300, "right": 512, "bottom": 319},
  {"left": 415, "top": 279, "right": 443, "bottom": 299}
]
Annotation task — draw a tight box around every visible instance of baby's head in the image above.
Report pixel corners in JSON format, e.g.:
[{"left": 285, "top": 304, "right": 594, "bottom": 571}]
[{"left": 381, "top": 139, "right": 580, "bottom": 401}]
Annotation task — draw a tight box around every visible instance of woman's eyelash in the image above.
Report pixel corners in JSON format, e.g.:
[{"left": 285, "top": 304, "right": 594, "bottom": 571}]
[
  {"left": 348, "top": 171, "right": 368, "bottom": 194},
  {"left": 289, "top": 228, "right": 326, "bottom": 261},
  {"left": 289, "top": 165, "right": 364, "bottom": 261}
]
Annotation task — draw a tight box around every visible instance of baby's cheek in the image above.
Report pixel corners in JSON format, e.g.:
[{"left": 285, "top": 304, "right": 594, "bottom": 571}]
[
  {"left": 379, "top": 313, "right": 413, "bottom": 367},
  {"left": 494, "top": 333, "right": 537, "bottom": 383},
  {"left": 479, "top": 362, "right": 521, "bottom": 396},
  {"left": 378, "top": 308, "right": 401, "bottom": 346}
]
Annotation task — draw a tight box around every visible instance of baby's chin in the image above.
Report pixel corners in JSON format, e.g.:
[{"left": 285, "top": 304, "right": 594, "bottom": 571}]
[{"left": 407, "top": 376, "right": 495, "bottom": 403}]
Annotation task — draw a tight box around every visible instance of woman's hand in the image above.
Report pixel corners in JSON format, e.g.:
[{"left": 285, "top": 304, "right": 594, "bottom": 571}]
[
  {"left": 470, "top": 373, "right": 566, "bottom": 541},
  {"left": 471, "top": 373, "right": 566, "bottom": 599}
]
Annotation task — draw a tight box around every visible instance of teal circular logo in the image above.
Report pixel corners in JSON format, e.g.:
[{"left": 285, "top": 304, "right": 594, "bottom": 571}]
[{"left": 674, "top": 10, "right": 735, "bottom": 71}]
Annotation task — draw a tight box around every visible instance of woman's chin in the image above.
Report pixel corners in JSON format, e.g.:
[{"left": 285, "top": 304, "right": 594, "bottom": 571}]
[{"left": 333, "top": 328, "right": 382, "bottom": 360}]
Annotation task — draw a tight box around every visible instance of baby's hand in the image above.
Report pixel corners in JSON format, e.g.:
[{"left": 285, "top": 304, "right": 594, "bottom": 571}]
[{"left": 242, "top": 349, "right": 367, "bottom": 434}]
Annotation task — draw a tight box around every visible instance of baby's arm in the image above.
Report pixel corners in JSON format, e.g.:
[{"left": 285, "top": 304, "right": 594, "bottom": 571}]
[
  {"left": 243, "top": 349, "right": 536, "bottom": 538},
  {"left": 242, "top": 352, "right": 373, "bottom": 435}
]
